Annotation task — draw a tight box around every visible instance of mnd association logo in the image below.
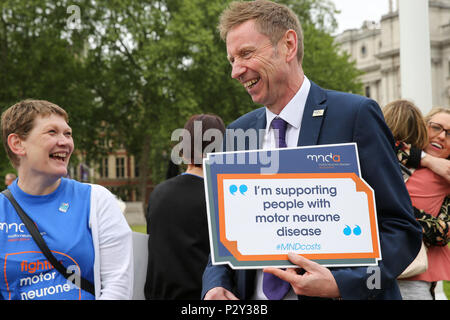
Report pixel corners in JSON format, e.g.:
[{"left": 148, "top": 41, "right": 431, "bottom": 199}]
[
  {"left": 0, "top": 221, "right": 26, "bottom": 233},
  {"left": 306, "top": 152, "right": 350, "bottom": 168},
  {"left": 306, "top": 152, "right": 341, "bottom": 163},
  {"left": 0, "top": 221, "right": 32, "bottom": 241},
  {"left": 0, "top": 220, "right": 45, "bottom": 242}
]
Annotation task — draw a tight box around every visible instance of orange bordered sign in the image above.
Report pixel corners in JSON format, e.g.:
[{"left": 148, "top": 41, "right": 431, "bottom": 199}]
[{"left": 203, "top": 143, "right": 381, "bottom": 269}]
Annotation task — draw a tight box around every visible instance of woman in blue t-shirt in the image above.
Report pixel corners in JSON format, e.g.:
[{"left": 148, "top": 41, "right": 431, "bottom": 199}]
[{"left": 0, "top": 100, "right": 133, "bottom": 300}]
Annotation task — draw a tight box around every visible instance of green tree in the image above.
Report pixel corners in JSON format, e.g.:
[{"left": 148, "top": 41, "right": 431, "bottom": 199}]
[
  {"left": 0, "top": 0, "right": 107, "bottom": 173},
  {"left": 0, "top": 0, "right": 363, "bottom": 204},
  {"left": 278, "top": 0, "right": 363, "bottom": 93},
  {"left": 83, "top": 0, "right": 257, "bottom": 202}
]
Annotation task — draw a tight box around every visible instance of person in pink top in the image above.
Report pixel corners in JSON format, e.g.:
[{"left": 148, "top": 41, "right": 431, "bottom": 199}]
[{"left": 401, "top": 107, "right": 450, "bottom": 299}]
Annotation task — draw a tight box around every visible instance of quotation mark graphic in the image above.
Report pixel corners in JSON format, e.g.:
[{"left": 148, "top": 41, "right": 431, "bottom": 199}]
[
  {"left": 343, "top": 225, "right": 361, "bottom": 236},
  {"left": 229, "top": 184, "right": 248, "bottom": 195}
]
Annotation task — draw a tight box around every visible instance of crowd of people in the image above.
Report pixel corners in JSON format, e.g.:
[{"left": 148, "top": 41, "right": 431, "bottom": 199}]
[{"left": 0, "top": 0, "right": 448, "bottom": 301}]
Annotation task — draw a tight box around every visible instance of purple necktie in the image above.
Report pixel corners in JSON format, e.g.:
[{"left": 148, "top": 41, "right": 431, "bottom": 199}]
[
  {"left": 263, "top": 272, "right": 291, "bottom": 300},
  {"left": 271, "top": 117, "right": 288, "bottom": 148},
  {"left": 263, "top": 117, "right": 290, "bottom": 300}
]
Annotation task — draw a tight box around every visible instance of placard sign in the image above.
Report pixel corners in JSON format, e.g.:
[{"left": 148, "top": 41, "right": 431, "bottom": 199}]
[{"left": 203, "top": 143, "right": 381, "bottom": 269}]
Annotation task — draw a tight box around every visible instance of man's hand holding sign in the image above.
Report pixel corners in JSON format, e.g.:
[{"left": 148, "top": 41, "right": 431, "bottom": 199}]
[{"left": 263, "top": 253, "right": 340, "bottom": 298}]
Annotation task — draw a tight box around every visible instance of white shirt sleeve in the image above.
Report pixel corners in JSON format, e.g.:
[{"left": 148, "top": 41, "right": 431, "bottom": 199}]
[{"left": 89, "top": 184, "right": 134, "bottom": 300}]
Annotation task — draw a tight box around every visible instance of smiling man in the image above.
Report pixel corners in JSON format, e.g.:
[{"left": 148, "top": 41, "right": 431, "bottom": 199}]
[
  {"left": 226, "top": 19, "right": 303, "bottom": 115},
  {"left": 201, "top": 0, "right": 422, "bottom": 300}
]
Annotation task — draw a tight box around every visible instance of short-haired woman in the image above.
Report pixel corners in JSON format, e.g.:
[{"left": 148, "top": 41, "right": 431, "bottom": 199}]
[{"left": 0, "top": 99, "right": 133, "bottom": 300}]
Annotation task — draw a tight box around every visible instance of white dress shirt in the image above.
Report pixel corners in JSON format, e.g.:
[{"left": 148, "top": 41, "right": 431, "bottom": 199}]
[
  {"left": 262, "top": 76, "right": 310, "bottom": 150},
  {"left": 251, "top": 76, "right": 311, "bottom": 300}
]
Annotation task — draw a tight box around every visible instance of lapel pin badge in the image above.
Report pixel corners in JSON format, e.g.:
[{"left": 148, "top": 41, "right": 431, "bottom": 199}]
[
  {"left": 59, "top": 202, "right": 69, "bottom": 213},
  {"left": 312, "top": 109, "right": 324, "bottom": 117}
]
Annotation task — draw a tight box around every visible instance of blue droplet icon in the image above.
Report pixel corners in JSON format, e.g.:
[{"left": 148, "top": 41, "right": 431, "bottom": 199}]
[
  {"left": 343, "top": 225, "right": 351, "bottom": 236},
  {"left": 229, "top": 185, "right": 237, "bottom": 195},
  {"left": 353, "top": 225, "right": 361, "bottom": 236},
  {"left": 239, "top": 184, "right": 248, "bottom": 195}
]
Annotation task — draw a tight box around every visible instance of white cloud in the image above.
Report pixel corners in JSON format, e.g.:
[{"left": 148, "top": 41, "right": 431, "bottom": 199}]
[{"left": 330, "top": 0, "right": 392, "bottom": 34}]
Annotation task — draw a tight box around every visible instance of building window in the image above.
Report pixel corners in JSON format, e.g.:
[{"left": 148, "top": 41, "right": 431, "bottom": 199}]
[
  {"left": 134, "top": 162, "right": 139, "bottom": 178},
  {"left": 361, "top": 45, "right": 367, "bottom": 57},
  {"left": 80, "top": 163, "right": 90, "bottom": 181},
  {"left": 116, "top": 157, "right": 125, "bottom": 178},
  {"left": 99, "top": 157, "right": 108, "bottom": 178},
  {"left": 70, "top": 165, "right": 78, "bottom": 180},
  {"left": 365, "top": 85, "right": 371, "bottom": 98}
]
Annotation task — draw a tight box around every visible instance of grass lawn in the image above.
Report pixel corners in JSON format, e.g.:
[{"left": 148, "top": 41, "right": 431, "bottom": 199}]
[
  {"left": 444, "top": 281, "right": 450, "bottom": 299},
  {"left": 131, "top": 224, "right": 147, "bottom": 234},
  {"left": 445, "top": 243, "right": 450, "bottom": 299}
]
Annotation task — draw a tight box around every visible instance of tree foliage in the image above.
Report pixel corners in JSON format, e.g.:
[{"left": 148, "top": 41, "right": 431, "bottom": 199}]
[
  {"left": 0, "top": 0, "right": 363, "bottom": 197},
  {"left": 0, "top": 0, "right": 103, "bottom": 178}
]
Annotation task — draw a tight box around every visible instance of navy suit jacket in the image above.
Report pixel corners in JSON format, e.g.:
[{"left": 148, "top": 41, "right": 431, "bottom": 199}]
[{"left": 202, "top": 81, "right": 422, "bottom": 300}]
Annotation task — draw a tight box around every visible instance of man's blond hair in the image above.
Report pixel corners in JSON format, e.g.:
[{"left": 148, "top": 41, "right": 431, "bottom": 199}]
[{"left": 218, "top": 0, "right": 304, "bottom": 63}]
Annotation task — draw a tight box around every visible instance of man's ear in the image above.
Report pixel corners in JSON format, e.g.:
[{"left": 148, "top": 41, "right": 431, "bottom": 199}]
[
  {"left": 283, "top": 29, "right": 298, "bottom": 63},
  {"left": 7, "top": 133, "right": 26, "bottom": 157}
]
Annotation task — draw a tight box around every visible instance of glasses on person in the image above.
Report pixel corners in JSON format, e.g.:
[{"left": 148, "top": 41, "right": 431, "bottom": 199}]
[{"left": 428, "top": 122, "right": 450, "bottom": 139}]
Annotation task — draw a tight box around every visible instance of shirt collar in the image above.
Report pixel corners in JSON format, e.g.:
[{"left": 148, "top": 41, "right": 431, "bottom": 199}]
[{"left": 265, "top": 75, "right": 311, "bottom": 132}]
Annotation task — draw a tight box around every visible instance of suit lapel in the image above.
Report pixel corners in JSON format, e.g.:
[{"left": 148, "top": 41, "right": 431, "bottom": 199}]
[{"left": 298, "top": 81, "right": 327, "bottom": 146}]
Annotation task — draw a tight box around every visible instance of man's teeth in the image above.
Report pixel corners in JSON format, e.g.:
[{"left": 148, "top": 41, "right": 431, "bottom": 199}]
[{"left": 244, "top": 78, "right": 259, "bottom": 89}]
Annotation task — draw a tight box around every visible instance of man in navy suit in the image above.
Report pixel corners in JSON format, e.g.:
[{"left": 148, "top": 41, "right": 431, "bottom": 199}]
[{"left": 202, "top": 0, "right": 422, "bottom": 300}]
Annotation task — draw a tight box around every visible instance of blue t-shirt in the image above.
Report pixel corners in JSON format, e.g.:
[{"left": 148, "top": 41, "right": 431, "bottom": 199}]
[{"left": 0, "top": 178, "right": 95, "bottom": 300}]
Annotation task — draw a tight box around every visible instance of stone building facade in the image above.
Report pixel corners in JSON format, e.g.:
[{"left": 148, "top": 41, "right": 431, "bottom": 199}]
[{"left": 335, "top": 0, "right": 450, "bottom": 109}]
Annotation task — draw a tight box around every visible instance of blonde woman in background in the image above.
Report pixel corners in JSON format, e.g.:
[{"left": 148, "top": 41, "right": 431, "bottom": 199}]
[{"left": 383, "top": 102, "right": 449, "bottom": 299}]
